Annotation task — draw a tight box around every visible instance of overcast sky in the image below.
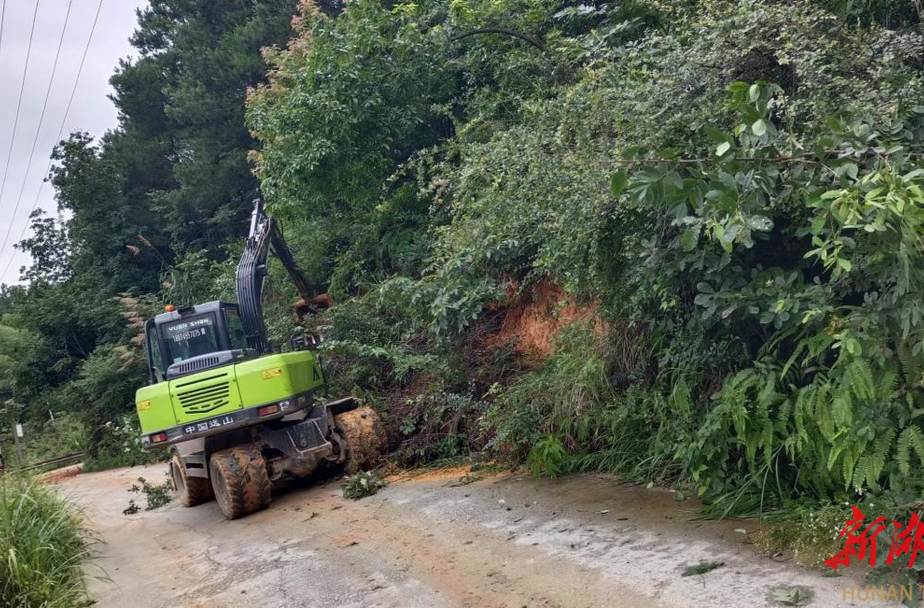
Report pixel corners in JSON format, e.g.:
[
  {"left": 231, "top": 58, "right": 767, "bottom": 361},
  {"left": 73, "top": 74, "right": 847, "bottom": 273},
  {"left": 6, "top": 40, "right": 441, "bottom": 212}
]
[{"left": 0, "top": 0, "right": 147, "bottom": 285}]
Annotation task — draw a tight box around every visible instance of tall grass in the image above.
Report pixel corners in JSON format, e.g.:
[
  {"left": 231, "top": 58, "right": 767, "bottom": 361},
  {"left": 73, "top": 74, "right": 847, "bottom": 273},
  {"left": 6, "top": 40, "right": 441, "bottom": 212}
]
[{"left": 0, "top": 476, "right": 91, "bottom": 607}]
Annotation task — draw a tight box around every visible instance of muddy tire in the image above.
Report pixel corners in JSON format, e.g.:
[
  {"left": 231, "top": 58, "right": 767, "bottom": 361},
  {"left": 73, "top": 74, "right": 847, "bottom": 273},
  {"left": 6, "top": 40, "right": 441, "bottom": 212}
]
[
  {"left": 171, "top": 452, "right": 213, "bottom": 507},
  {"left": 208, "top": 445, "right": 271, "bottom": 520},
  {"left": 334, "top": 406, "right": 387, "bottom": 474}
]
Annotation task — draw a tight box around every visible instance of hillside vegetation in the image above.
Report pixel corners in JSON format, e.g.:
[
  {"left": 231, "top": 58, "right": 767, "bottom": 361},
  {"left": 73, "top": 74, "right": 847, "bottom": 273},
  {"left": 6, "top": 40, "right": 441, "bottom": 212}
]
[{"left": 3, "top": 0, "right": 924, "bottom": 559}]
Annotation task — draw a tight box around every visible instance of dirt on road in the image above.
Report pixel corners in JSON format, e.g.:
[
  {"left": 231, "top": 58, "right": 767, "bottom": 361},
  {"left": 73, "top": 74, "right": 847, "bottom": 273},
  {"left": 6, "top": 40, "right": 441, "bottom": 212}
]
[{"left": 59, "top": 464, "right": 879, "bottom": 608}]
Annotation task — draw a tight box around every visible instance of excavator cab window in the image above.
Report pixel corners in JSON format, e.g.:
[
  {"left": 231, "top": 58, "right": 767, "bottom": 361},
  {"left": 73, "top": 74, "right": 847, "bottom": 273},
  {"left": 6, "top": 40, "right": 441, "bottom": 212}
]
[
  {"left": 224, "top": 307, "right": 248, "bottom": 351},
  {"left": 161, "top": 313, "right": 220, "bottom": 365},
  {"left": 144, "top": 319, "right": 165, "bottom": 384}
]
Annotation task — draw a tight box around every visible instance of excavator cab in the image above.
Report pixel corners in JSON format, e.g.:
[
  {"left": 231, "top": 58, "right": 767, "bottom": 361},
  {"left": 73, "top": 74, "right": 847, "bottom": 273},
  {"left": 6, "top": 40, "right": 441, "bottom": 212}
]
[{"left": 144, "top": 301, "right": 251, "bottom": 383}]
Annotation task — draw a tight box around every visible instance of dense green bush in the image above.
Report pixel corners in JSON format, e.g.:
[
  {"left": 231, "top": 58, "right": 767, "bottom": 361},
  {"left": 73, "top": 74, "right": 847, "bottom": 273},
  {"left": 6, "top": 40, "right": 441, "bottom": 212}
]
[{"left": 613, "top": 81, "right": 924, "bottom": 510}]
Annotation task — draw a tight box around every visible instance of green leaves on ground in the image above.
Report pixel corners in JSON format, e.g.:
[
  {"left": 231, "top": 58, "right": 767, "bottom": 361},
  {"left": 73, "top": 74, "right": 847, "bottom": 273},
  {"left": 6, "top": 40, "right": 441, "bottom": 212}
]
[
  {"left": 342, "top": 471, "right": 387, "bottom": 500},
  {"left": 124, "top": 476, "right": 174, "bottom": 515},
  {"left": 771, "top": 587, "right": 810, "bottom": 606},
  {"left": 681, "top": 561, "right": 724, "bottom": 577}
]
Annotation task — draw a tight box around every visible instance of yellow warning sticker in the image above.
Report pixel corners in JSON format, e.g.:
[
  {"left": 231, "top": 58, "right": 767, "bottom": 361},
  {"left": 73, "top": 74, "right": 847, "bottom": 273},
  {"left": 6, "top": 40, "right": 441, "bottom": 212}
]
[
  {"left": 262, "top": 367, "right": 283, "bottom": 379},
  {"left": 137, "top": 401, "right": 152, "bottom": 411}
]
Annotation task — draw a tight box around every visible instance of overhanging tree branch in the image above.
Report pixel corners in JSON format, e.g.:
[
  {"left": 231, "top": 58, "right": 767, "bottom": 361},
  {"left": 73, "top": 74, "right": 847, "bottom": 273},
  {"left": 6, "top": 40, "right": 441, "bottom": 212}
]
[{"left": 451, "top": 27, "right": 547, "bottom": 53}]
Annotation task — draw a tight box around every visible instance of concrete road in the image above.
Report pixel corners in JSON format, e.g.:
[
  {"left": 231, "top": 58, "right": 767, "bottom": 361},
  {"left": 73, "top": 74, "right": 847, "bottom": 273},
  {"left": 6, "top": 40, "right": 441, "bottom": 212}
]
[{"left": 60, "top": 464, "right": 881, "bottom": 608}]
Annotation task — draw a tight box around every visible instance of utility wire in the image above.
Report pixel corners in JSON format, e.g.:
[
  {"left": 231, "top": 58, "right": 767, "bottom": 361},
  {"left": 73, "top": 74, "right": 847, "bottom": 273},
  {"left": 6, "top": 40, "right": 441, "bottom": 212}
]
[
  {"left": 0, "top": 1, "right": 7, "bottom": 90},
  {"left": 0, "top": 0, "right": 42, "bottom": 214},
  {"left": 0, "top": 0, "right": 43, "bottom": 274},
  {"left": 2, "top": 0, "right": 76, "bottom": 264},
  {"left": 0, "top": 0, "right": 105, "bottom": 285}
]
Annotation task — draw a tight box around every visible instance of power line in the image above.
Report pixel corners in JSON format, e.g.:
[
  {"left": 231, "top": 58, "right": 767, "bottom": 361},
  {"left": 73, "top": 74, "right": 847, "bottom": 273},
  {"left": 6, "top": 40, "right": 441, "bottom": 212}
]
[
  {"left": 2, "top": 0, "right": 76, "bottom": 265},
  {"left": 0, "top": 0, "right": 42, "bottom": 223},
  {"left": 0, "top": 1, "right": 7, "bottom": 90},
  {"left": 0, "top": 0, "right": 43, "bottom": 277},
  {"left": 0, "top": 0, "right": 106, "bottom": 285}
]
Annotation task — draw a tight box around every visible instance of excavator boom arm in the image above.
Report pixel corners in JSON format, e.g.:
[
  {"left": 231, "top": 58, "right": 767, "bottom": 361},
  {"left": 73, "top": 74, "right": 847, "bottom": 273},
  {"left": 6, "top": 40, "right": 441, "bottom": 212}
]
[
  {"left": 236, "top": 199, "right": 321, "bottom": 354},
  {"left": 269, "top": 225, "right": 316, "bottom": 304}
]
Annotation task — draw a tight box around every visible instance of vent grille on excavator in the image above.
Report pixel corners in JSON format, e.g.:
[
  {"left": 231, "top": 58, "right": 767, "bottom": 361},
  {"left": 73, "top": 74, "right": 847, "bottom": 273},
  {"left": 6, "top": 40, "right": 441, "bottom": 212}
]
[
  {"left": 176, "top": 373, "right": 232, "bottom": 414},
  {"left": 173, "top": 355, "right": 221, "bottom": 376}
]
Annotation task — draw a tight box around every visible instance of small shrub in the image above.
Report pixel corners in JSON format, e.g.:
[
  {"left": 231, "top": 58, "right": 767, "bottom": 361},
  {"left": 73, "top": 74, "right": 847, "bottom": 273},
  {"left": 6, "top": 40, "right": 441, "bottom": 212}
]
[
  {"left": 342, "top": 471, "right": 387, "bottom": 500},
  {"left": 527, "top": 434, "right": 567, "bottom": 478},
  {"left": 124, "top": 476, "right": 173, "bottom": 514},
  {"left": 770, "top": 587, "right": 811, "bottom": 606}
]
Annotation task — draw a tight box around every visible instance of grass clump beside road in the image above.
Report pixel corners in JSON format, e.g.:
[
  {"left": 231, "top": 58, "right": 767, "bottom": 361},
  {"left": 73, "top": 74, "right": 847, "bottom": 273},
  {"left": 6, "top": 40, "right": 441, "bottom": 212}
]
[{"left": 0, "top": 475, "right": 91, "bottom": 607}]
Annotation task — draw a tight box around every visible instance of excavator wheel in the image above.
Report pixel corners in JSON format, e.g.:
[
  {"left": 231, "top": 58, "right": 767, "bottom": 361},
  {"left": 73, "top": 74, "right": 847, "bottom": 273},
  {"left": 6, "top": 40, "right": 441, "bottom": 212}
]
[
  {"left": 208, "top": 445, "right": 272, "bottom": 520},
  {"left": 170, "top": 451, "right": 213, "bottom": 507},
  {"left": 334, "top": 406, "right": 387, "bottom": 474}
]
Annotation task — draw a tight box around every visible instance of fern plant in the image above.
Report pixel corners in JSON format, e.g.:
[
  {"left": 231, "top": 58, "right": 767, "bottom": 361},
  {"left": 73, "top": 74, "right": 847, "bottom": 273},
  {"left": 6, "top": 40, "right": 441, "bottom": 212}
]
[{"left": 688, "top": 346, "right": 924, "bottom": 512}]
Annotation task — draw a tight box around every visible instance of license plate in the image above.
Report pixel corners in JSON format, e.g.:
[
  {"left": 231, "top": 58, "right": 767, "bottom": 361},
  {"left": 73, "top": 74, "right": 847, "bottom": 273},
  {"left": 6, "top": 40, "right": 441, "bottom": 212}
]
[{"left": 182, "top": 413, "right": 236, "bottom": 436}]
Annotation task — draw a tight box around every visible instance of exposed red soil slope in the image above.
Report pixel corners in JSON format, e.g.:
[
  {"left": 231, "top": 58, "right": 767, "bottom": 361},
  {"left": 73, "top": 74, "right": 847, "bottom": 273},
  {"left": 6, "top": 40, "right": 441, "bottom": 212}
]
[{"left": 491, "top": 279, "right": 603, "bottom": 360}]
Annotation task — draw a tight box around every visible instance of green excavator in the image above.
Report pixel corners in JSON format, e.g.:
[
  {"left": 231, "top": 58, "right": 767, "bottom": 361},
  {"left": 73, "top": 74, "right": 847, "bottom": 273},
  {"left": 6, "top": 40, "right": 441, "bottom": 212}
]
[{"left": 134, "top": 199, "right": 385, "bottom": 519}]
